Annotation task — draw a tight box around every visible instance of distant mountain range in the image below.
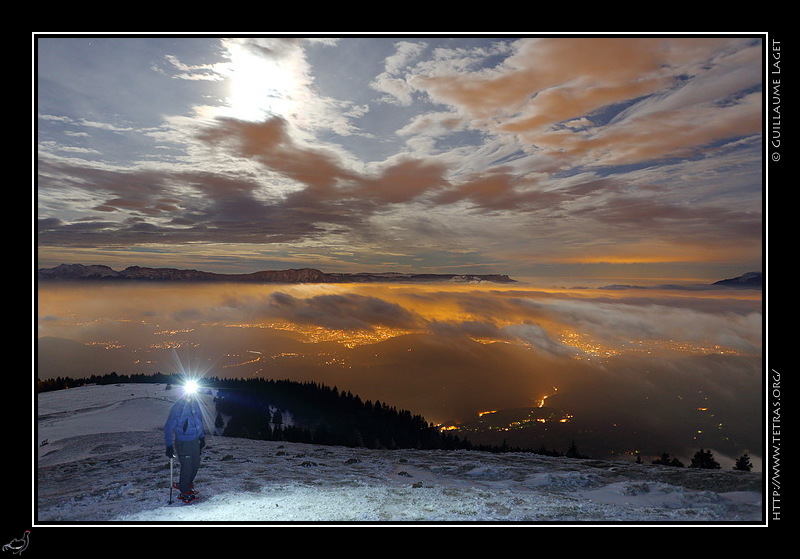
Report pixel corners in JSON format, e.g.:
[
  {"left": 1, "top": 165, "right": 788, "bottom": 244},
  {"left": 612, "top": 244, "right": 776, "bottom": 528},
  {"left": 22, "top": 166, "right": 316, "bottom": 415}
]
[
  {"left": 592, "top": 271, "right": 763, "bottom": 291},
  {"left": 36, "top": 264, "right": 517, "bottom": 284}
]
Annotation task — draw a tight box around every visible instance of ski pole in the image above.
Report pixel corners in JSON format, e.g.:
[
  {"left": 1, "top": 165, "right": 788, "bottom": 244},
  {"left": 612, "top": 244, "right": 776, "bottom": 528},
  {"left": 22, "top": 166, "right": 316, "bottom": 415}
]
[{"left": 169, "top": 457, "right": 174, "bottom": 504}]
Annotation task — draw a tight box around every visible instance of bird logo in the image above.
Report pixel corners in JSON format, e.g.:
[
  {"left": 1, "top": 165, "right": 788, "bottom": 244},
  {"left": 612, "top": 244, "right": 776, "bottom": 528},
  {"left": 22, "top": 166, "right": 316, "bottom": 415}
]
[{"left": 2, "top": 531, "right": 29, "bottom": 555}]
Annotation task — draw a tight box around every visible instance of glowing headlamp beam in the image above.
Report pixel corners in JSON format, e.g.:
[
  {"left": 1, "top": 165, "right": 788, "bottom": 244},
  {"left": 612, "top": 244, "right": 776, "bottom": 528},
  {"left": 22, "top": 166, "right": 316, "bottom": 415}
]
[{"left": 184, "top": 379, "right": 200, "bottom": 395}]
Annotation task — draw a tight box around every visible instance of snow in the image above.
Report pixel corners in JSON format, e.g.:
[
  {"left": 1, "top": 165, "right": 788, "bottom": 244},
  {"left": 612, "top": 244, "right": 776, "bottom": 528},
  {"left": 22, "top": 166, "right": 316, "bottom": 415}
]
[{"left": 36, "top": 383, "right": 763, "bottom": 525}]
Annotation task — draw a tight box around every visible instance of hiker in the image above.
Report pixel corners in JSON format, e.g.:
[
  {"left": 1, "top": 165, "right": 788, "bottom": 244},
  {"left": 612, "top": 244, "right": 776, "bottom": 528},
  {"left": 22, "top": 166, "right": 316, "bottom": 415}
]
[{"left": 165, "top": 383, "right": 206, "bottom": 503}]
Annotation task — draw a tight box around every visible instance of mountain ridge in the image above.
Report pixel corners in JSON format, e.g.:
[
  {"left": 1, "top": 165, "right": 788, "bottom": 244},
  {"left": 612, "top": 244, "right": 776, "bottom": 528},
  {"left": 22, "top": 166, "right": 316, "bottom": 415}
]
[
  {"left": 712, "top": 271, "right": 762, "bottom": 288},
  {"left": 36, "top": 263, "right": 517, "bottom": 284}
]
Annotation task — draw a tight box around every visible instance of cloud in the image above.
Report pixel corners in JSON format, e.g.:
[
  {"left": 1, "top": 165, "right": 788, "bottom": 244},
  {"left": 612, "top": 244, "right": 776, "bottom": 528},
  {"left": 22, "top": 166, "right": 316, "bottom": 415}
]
[
  {"left": 431, "top": 167, "right": 561, "bottom": 211},
  {"left": 38, "top": 114, "right": 452, "bottom": 249},
  {"left": 408, "top": 38, "right": 760, "bottom": 158},
  {"left": 370, "top": 41, "right": 427, "bottom": 105},
  {"left": 265, "top": 291, "right": 421, "bottom": 331},
  {"left": 512, "top": 295, "right": 762, "bottom": 354},
  {"left": 503, "top": 322, "right": 581, "bottom": 357}
]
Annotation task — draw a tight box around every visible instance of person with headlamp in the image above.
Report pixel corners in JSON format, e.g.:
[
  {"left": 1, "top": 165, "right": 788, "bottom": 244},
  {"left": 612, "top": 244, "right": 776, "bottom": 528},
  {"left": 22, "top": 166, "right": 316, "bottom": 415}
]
[{"left": 164, "top": 379, "right": 206, "bottom": 503}]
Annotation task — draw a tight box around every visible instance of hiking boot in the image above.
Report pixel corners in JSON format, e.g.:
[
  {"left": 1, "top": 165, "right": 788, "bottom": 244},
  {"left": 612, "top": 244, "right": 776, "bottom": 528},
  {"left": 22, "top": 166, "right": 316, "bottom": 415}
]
[{"left": 178, "top": 492, "right": 198, "bottom": 504}]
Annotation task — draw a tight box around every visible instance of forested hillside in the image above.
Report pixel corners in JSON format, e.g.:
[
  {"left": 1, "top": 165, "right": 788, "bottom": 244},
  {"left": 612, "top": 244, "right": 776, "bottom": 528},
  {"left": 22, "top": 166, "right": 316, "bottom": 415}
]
[
  {"left": 211, "top": 376, "right": 472, "bottom": 450},
  {"left": 37, "top": 373, "right": 476, "bottom": 452}
]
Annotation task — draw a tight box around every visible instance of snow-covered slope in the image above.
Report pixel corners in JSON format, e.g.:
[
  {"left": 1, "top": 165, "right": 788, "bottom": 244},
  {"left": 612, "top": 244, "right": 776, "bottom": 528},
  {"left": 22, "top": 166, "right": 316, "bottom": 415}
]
[{"left": 36, "top": 383, "right": 763, "bottom": 524}]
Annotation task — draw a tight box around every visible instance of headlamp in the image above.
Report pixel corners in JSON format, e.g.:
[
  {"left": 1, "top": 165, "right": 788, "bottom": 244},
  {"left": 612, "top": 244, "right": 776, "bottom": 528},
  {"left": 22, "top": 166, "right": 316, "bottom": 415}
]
[{"left": 184, "top": 379, "right": 200, "bottom": 395}]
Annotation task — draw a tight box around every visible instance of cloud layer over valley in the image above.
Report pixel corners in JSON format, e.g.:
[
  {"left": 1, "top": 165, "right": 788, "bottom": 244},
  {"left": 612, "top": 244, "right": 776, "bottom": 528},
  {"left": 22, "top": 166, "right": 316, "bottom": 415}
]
[{"left": 37, "top": 279, "right": 762, "bottom": 465}]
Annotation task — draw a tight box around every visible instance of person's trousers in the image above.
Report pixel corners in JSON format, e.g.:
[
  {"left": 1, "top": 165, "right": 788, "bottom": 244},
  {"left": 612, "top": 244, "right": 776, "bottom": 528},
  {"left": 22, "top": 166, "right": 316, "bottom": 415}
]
[{"left": 175, "top": 439, "right": 201, "bottom": 493}]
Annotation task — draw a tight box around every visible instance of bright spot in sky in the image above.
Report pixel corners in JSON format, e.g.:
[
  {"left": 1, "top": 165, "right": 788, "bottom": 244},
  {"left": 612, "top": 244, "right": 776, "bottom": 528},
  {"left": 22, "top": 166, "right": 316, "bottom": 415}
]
[{"left": 221, "top": 40, "right": 300, "bottom": 121}]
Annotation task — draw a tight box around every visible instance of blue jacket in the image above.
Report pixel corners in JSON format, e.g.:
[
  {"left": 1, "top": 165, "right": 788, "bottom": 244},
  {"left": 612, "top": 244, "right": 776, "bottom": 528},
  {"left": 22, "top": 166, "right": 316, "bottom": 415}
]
[{"left": 164, "top": 396, "right": 205, "bottom": 447}]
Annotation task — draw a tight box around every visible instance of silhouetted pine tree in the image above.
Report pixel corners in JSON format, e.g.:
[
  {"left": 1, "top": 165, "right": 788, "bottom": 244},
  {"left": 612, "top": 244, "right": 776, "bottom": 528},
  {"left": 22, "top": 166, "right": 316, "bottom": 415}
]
[
  {"left": 652, "top": 452, "right": 684, "bottom": 467},
  {"left": 734, "top": 453, "right": 753, "bottom": 471},
  {"left": 689, "top": 448, "right": 721, "bottom": 469},
  {"left": 565, "top": 440, "right": 589, "bottom": 459}
]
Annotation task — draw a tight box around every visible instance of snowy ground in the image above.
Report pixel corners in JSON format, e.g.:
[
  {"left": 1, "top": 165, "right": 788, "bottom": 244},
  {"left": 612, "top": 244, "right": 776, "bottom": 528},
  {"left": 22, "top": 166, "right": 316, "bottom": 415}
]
[{"left": 36, "top": 383, "right": 763, "bottom": 525}]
